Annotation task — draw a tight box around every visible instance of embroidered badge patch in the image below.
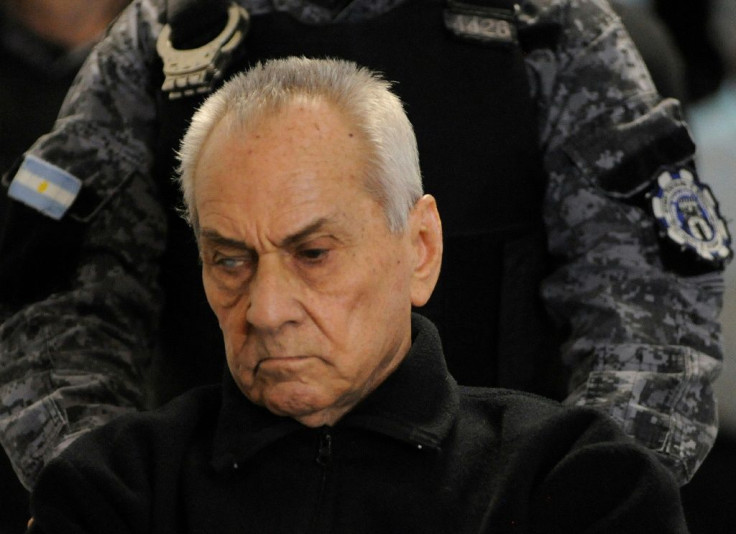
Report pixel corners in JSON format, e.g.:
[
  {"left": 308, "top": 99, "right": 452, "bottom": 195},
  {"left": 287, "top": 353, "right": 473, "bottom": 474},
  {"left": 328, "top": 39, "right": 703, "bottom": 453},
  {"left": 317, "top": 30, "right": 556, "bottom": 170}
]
[
  {"left": 8, "top": 155, "right": 82, "bottom": 220},
  {"left": 651, "top": 168, "right": 731, "bottom": 264}
]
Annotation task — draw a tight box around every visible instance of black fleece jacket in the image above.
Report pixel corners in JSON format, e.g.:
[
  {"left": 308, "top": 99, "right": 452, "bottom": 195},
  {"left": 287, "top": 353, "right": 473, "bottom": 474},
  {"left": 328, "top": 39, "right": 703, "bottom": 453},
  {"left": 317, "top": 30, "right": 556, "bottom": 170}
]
[{"left": 30, "top": 315, "right": 689, "bottom": 533}]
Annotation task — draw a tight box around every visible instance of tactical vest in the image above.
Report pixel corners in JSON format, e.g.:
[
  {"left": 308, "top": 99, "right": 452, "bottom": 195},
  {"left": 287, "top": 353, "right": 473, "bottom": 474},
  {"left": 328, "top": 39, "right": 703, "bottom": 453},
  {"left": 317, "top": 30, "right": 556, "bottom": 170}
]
[{"left": 150, "top": 0, "right": 563, "bottom": 405}]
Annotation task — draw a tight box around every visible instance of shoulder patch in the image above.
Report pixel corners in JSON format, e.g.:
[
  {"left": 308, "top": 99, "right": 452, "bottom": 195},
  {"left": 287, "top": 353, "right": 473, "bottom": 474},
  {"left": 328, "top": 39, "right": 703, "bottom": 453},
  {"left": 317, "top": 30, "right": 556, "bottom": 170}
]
[
  {"left": 650, "top": 168, "right": 731, "bottom": 264},
  {"left": 8, "top": 155, "right": 82, "bottom": 220}
]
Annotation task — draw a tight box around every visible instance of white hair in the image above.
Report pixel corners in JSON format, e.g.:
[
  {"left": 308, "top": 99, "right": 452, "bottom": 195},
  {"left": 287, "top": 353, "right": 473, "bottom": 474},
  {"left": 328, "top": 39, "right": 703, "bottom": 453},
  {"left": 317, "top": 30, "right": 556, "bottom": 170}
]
[{"left": 176, "top": 56, "right": 423, "bottom": 233}]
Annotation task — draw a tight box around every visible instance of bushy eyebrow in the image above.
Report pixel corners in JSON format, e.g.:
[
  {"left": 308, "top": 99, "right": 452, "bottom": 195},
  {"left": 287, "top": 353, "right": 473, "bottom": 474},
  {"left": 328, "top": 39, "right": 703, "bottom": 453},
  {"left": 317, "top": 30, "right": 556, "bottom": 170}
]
[
  {"left": 199, "top": 229, "right": 252, "bottom": 251},
  {"left": 281, "top": 217, "right": 333, "bottom": 249},
  {"left": 199, "top": 216, "right": 335, "bottom": 252}
]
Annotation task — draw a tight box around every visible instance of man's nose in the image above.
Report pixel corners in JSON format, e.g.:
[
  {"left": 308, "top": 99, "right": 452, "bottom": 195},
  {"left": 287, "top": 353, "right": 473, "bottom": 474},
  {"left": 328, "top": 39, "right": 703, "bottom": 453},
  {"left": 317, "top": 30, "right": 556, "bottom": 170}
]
[{"left": 246, "top": 254, "right": 303, "bottom": 332}]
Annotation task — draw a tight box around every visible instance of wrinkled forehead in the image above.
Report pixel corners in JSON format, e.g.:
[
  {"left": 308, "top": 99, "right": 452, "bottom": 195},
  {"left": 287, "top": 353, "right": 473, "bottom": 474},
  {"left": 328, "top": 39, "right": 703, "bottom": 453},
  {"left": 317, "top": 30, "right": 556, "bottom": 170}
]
[
  {"left": 204, "top": 98, "right": 368, "bottom": 177},
  {"left": 193, "top": 99, "right": 380, "bottom": 233}
]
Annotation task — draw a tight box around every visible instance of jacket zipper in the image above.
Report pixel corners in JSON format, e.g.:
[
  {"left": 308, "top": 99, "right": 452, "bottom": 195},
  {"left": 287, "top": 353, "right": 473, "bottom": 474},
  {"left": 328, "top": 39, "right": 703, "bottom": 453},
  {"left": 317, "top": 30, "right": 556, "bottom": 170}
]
[
  {"left": 316, "top": 429, "right": 333, "bottom": 468},
  {"left": 311, "top": 428, "right": 333, "bottom": 532}
]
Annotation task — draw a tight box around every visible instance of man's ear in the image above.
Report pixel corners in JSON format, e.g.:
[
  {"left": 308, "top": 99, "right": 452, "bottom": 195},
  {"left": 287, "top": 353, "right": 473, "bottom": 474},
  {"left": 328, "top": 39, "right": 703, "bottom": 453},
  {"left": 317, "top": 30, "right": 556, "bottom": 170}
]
[{"left": 409, "top": 194, "right": 443, "bottom": 307}]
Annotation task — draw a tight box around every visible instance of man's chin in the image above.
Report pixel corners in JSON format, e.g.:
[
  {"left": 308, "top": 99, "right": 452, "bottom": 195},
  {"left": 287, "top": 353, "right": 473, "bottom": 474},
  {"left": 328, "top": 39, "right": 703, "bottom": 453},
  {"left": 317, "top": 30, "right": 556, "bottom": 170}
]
[
  {"left": 261, "top": 390, "right": 331, "bottom": 426},
  {"left": 258, "top": 387, "right": 353, "bottom": 427}
]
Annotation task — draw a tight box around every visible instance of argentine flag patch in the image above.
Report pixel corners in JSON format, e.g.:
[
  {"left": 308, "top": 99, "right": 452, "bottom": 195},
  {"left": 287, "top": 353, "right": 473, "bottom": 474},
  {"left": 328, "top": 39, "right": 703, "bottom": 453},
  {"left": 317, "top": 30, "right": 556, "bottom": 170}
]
[{"left": 8, "top": 155, "right": 82, "bottom": 220}]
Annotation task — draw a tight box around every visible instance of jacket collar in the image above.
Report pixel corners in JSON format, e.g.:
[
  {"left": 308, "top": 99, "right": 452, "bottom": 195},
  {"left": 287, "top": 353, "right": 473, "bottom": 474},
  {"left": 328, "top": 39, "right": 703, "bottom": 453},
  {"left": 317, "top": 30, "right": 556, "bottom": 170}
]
[{"left": 211, "top": 313, "right": 459, "bottom": 472}]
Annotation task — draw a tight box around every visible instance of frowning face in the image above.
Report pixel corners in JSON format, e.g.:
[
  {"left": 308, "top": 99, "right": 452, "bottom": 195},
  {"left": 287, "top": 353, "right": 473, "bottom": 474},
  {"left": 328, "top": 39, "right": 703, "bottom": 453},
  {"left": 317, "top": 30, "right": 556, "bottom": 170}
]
[{"left": 193, "top": 98, "right": 439, "bottom": 427}]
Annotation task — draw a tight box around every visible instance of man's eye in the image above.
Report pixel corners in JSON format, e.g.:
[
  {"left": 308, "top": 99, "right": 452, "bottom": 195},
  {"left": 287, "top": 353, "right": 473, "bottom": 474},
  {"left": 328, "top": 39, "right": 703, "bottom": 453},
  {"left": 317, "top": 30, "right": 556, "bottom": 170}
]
[
  {"left": 298, "top": 248, "right": 328, "bottom": 262},
  {"left": 216, "top": 257, "right": 244, "bottom": 269},
  {"left": 212, "top": 254, "right": 253, "bottom": 271}
]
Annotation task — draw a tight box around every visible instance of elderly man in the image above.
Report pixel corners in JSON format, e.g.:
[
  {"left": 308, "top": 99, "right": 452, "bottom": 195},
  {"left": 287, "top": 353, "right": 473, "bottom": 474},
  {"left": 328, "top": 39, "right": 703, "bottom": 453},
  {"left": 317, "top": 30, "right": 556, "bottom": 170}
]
[{"left": 29, "top": 57, "right": 687, "bottom": 534}]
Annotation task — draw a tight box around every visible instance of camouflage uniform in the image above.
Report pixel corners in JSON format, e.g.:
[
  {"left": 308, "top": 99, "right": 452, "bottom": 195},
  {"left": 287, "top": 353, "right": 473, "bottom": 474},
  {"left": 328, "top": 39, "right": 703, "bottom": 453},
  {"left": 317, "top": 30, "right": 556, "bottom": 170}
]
[{"left": 0, "top": 0, "right": 728, "bottom": 490}]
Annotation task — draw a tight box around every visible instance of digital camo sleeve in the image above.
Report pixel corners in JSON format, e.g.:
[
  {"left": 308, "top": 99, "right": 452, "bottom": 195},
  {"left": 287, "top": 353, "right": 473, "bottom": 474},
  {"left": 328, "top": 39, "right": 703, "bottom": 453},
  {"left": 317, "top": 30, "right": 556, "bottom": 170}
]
[
  {"left": 0, "top": 1, "right": 166, "bottom": 489},
  {"left": 523, "top": 0, "right": 729, "bottom": 484}
]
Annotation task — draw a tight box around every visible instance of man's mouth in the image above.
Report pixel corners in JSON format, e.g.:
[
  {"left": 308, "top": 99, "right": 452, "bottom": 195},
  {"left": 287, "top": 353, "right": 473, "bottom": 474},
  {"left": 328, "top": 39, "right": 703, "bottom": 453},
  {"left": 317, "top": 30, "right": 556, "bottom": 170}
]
[{"left": 255, "top": 355, "right": 312, "bottom": 372}]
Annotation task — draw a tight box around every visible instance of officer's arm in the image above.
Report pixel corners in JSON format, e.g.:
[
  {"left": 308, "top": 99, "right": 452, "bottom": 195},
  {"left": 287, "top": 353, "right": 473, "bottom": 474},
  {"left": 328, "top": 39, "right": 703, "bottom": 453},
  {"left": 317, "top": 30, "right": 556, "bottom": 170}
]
[
  {"left": 0, "top": 0, "right": 165, "bottom": 490},
  {"left": 524, "top": 0, "right": 728, "bottom": 484}
]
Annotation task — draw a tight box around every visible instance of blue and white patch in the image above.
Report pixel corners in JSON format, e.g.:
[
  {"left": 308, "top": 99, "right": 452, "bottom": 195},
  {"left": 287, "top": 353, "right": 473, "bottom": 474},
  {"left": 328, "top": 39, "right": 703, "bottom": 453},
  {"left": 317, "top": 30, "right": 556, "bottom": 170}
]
[
  {"left": 8, "top": 155, "right": 82, "bottom": 220},
  {"left": 651, "top": 168, "right": 731, "bottom": 263}
]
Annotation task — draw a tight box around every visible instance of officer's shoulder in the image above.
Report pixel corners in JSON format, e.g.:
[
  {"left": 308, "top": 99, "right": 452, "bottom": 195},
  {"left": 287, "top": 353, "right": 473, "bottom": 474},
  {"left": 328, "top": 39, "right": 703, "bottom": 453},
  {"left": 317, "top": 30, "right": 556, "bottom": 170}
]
[{"left": 516, "top": 0, "right": 619, "bottom": 45}]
